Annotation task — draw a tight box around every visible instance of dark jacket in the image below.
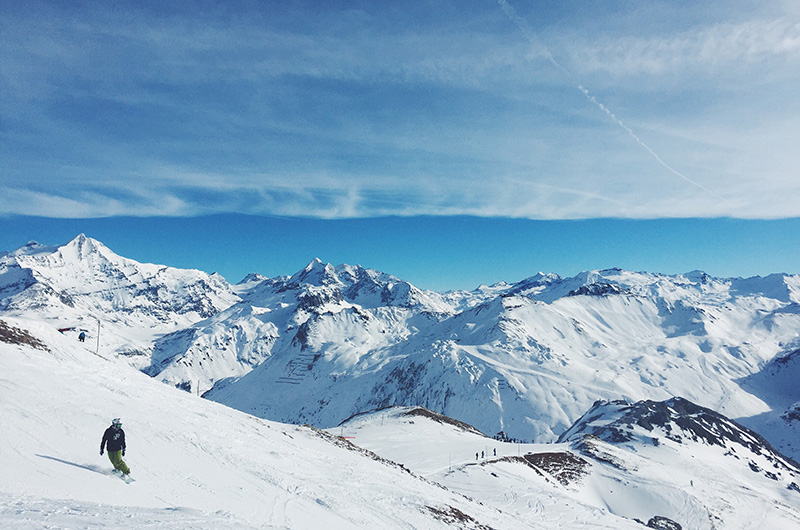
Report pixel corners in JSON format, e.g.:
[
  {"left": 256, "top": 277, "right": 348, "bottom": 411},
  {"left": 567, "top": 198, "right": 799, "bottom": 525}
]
[{"left": 101, "top": 426, "right": 126, "bottom": 453}]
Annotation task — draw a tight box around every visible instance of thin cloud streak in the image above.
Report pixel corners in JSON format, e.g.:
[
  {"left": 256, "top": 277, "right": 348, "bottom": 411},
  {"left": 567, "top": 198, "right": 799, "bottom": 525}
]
[{"left": 573, "top": 18, "right": 800, "bottom": 77}]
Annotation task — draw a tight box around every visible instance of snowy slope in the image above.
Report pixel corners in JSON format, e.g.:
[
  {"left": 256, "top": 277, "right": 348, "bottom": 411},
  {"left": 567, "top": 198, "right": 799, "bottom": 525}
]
[
  {"left": 737, "top": 346, "right": 800, "bottom": 460},
  {"left": 12, "top": 313, "right": 794, "bottom": 529},
  {"left": 335, "top": 407, "right": 643, "bottom": 529},
  {"left": 0, "top": 317, "right": 550, "bottom": 529},
  {"left": 339, "top": 404, "right": 800, "bottom": 529}
]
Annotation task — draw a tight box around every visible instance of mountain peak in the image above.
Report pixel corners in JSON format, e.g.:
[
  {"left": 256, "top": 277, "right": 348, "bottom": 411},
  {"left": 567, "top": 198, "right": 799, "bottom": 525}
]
[
  {"left": 4, "top": 234, "right": 117, "bottom": 272},
  {"left": 237, "top": 272, "right": 268, "bottom": 285},
  {"left": 40, "top": 234, "right": 120, "bottom": 267},
  {"left": 5, "top": 240, "right": 54, "bottom": 259},
  {"left": 291, "top": 258, "right": 340, "bottom": 286},
  {"left": 22, "top": 240, "right": 43, "bottom": 250},
  {"left": 684, "top": 270, "right": 712, "bottom": 283},
  {"left": 559, "top": 397, "right": 800, "bottom": 475},
  {"left": 1, "top": 234, "right": 240, "bottom": 332}
]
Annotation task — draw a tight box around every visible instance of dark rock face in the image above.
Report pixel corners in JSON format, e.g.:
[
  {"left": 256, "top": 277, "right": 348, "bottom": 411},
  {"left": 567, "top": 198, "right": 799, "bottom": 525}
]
[
  {"left": 646, "top": 515, "right": 682, "bottom": 530},
  {"left": 0, "top": 319, "right": 49, "bottom": 352},
  {"left": 291, "top": 318, "right": 314, "bottom": 350},
  {"left": 402, "top": 407, "right": 484, "bottom": 436},
  {"left": 773, "top": 348, "right": 800, "bottom": 368},
  {"left": 522, "top": 452, "right": 589, "bottom": 487},
  {"left": 566, "top": 398, "right": 753, "bottom": 449},
  {"left": 297, "top": 288, "right": 344, "bottom": 312},
  {"left": 568, "top": 282, "right": 630, "bottom": 297}
]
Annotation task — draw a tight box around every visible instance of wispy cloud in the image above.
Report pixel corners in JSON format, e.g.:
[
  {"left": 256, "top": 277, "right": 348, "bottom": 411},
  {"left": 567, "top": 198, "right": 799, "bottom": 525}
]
[
  {"left": 0, "top": 185, "right": 189, "bottom": 218},
  {"left": 568, "top": 18, "right": 800, "bottom": 77},
  {"left": 2, "top": 2, "right": 799, "bottom": 220}
]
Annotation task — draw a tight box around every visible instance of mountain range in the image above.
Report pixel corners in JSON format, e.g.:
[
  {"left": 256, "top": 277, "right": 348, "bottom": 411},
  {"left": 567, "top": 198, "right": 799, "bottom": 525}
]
[
  {"left": 2, "top": 234, "right": 800, "bottom": 528},
  {"left": 2, "top": 235, "right": 799, "bottom": 459}
]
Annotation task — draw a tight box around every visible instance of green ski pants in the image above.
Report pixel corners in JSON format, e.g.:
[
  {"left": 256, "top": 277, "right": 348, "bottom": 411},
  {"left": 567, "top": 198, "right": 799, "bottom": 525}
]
[{"left": 107, "top": 450, "right": 130, "bottom": 475}]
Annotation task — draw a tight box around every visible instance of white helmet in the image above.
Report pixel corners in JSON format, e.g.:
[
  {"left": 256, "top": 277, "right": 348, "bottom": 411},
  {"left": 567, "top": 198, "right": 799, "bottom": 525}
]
[{"left": 111, "top": 418, "right": 122, "bottom": 427}]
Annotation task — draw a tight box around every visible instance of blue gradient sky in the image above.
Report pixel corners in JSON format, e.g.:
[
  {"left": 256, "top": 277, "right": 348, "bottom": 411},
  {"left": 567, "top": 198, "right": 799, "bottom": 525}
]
[
  {"left": 2, "top": 1, "right": 799, "bottom": 289},
  {"left": 1, "top": 215, "right": 798, "bottom": 291}
]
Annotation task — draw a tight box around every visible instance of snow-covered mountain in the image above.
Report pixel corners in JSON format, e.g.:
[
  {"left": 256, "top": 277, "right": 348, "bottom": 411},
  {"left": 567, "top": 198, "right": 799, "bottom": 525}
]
[
  {"left": 0, "top": 234, "right": 240, "bottom": 364},
  {"left": 557, "top": 397, "right": 800, "bottom": 528},
  {"left": 2, "top": 236, "right": 800, "bottom": 465},
  {"left": 142, "top": 257, "right": 458, "bottom": 395},
  {"left": 3, "top": 235, "right": 800, "bottom": 528},
  {"left": 200, "top": 261, "right": 800, "bottom": 461}
]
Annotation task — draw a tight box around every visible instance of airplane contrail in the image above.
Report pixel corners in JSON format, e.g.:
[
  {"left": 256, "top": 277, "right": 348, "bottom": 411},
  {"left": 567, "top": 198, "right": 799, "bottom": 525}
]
[
  {"left": 496, "top": 0, "right": 569, "bottom": 76},
  {"left": 576, "top": 87, "right": 728, "bottom": 201},
  {"left": 496, "top": 0, "right": 728, "bottom": 203}
]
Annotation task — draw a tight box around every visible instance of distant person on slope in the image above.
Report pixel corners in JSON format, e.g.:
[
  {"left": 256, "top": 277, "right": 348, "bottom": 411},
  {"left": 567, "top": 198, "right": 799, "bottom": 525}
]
[{"left": 100, "top": 418, "right": 130, "bottom": 475}]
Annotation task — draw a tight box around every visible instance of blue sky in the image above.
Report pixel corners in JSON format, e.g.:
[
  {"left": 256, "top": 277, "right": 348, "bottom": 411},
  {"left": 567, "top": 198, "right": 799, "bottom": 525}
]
[
  {"left": 2, "top": 1, "right": 799, "bottom": 290},
  {"left": 2, "top": 215, "right": 799, "bottom": 292}
]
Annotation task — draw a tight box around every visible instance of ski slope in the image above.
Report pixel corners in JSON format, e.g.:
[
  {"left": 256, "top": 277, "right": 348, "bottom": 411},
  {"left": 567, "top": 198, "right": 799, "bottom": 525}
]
[{"left": 0, "top": 317, "right": 548, "bottom": 529}]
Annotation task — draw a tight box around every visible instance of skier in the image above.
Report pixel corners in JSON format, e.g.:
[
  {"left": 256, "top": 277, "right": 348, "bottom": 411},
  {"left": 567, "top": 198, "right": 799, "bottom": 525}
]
[
  {"left": 78, "top": 331, "right": 85, "bottom": 342},
  {"left": 100, "top": 418, "right": 130, "bottom": 475}
]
